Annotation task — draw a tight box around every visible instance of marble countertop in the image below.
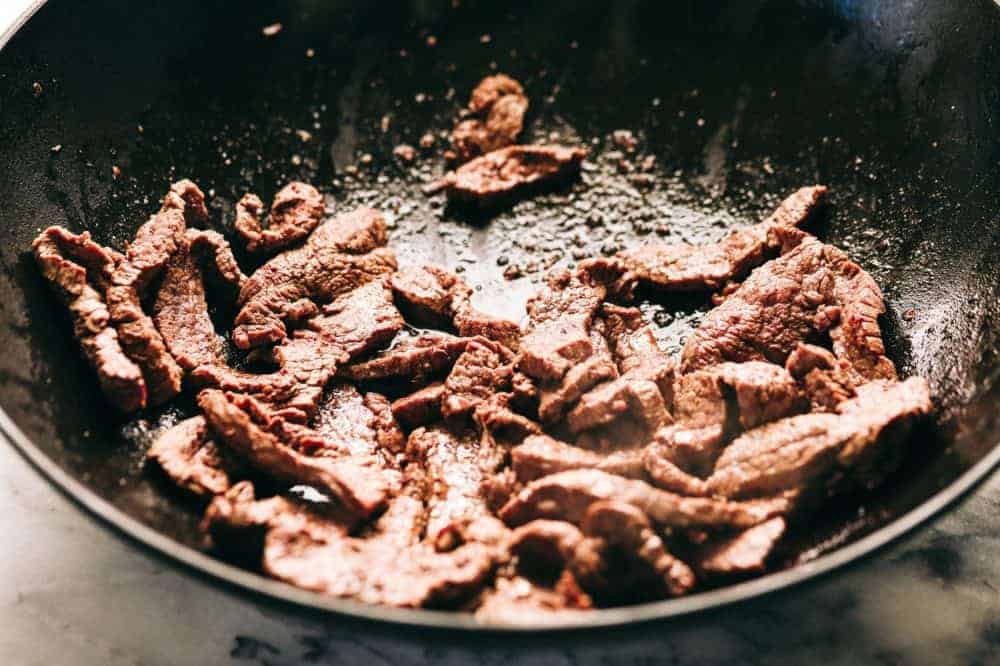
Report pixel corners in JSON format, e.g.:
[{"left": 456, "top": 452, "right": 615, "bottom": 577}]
[{"left": 1, "top": 440, "right": 997, "bottom": 666}]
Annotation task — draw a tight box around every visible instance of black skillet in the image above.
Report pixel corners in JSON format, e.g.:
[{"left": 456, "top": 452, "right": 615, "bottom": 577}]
[{"left": 0, "top": 0, "right": 998, "bottom": 630}]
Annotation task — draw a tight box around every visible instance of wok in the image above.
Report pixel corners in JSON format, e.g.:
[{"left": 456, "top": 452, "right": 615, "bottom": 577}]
[{"left": 0, "top": 0, "right": 998, "bottom": 630}]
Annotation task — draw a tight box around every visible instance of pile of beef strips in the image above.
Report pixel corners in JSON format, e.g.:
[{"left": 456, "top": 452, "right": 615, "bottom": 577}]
[{"left": 32, "top": 75, "right": 931, "bottom": 623}]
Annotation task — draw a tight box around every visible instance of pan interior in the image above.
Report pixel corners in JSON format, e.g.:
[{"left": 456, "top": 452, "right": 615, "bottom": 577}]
[{"left": 0, "top": 0, "right": 997, "bottom": 618}]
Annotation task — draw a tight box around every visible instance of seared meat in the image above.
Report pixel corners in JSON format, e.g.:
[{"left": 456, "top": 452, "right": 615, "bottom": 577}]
[
  {"left": 442, "top": 339, "right": 514, "bottom": 420},
  {"left": 450, "top": 74, "right": 529, "bottom": 163},
  {"left": 186, "top": 228, "right": 247, "bottom": 289},
  {"left": 391, "top": 382, "right": 446, "bottom": 429},
  {"left": 511, "top": 435, "right": 646, "bottom": 483},
  {"left": 153, "top": 240, "right": 223, "bottom": 371},
  {"left": 146, "top": 416, "right": 235, "bottom": 497},
  {"left": 338, "top": 333, "right": 472, "bottom": 384},
  {"left": 474, "top": 574, "right": 592, "bottom": 625},
  {"left": 32, "top": 227, "right": 146, "bottom": 411},
  {"left": 310, "top": 384, "right": 403, "bottom": 461},
  {"left": 695, "top": 517, "right": 786, "bottom": 577},
  {"left": 233, "top": 207, "right": 397, "bottom": 349},
  {"left": 234, "top": 182, "right": 325, "bottom": 253},
  {"left": 474, "top": 392, "right": 543, "bottom": 444},
  {"left": 615, "top": 186, "right": 827, "bottom": 292},
  {"left": 785, "top": 343, "right": 857, "bottom": 411},
  {"left": 537, "top": 321, "right": 618, "bottom": 423},
  {"left": 426, "top": 145, "right": 586, "bottom": 205},
  {"left": 500, "top": 469, "right": 788, "bottom": 529},
  {"left": 681, "top": 231, "right": 897, "bottom": 382},
  {"left": 707, "top": 377, "right": 931, "bottom": 498}
]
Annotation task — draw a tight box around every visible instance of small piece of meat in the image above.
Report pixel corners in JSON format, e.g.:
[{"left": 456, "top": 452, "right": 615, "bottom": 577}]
[
  {"left": 601, "top": 304, "right": 675, "bottom": 396},
  {"left": 647, "top": 361, "right": 804, "bottom": 476},
  {"left": 518, "top": 269, "right": 606, "bottom": 384},
  {"left": 451, "top": 74, "right": 529, "bottom": 163},
  {"left": 198, "top": 389, "right": 397, "bottom": 518},
  {"left": 511, "top": 435, "right": 646, "bottom": 483},
  {"left": 536, "top": 321, "right": 618, "bottom": 423},
  {"left": 475, "top": 574, "right": 592, "bottom": 625},
  {"left": 575, "top": 501, "right": 696, "bottom": 599},
  {"left": 406, "top": 426, "right": 502, "bottom": 542},
  {"left": 235, "top": 182, "right": 325, "bottom": 253},
  {"left": 500, "top": 469, "right": 786, "bottom": 529},
  {"left": 146, "top": 416, "right": 234, "bottom": 497},
  {"left": 338, "top": 333, "right": 473, "bottom": 384},
  {"left": 707, "top": 377, "right": 931, "bottom": 499},
  {"left": 566, "top": 375, "right": 668, "bottom": 434},
  {"left": 474, "top": 392, "right": 542, "bottom": 444},
  {"left": 696, "top": 517, "right": 786, "bottom": 577},
  {"left": 426, "top": 145, "right": 586, "bottom": 205},
  {"left": 362, "top": 392, "right": 405, "bottom": 454},
  {"left": 615, "top": 186, "right": 827, "bottom": 292},
  {"left": 641, "top": 451, "right": 709, "bottom": 496},
  {"left": 509, "top": 520, "right": 585, "bottom": 575},
  {"left": 442, "top": 339, "right": 514, "bottom": 420},
  {"left": 233, "top": 207, "right": 397, "bottom": 349},
  {"left": 391, "top": 383, "right": 446, "bottom": 429},
  {"left": 311, "top": 384, "right": 401, "bottom": 461},
  {"left": 153, "top": 241, "right": 222, "bottom": 371},
  {"left": 32, "top": 227, "right": 146, "bottom": 411},
  {"left": 186, "top": 228, "right": 247, "bottom": 289},
  {"left": 785, "top": 343, "right": 857, "bottom": 411},
  {"left": 680, "top": 232, "right": 897, "bottom": 383}
]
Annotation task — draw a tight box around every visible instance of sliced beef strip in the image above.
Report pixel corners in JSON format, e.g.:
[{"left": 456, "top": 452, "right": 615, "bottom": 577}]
[
  {"left": 198, "top": 389, "right": 398, "bottom": 518},
  {"left": 695, "top": 517, "right": 786, "bottom": 577},
  {"left": 680, "top": 231, "right": 897, "bottom": 383},
  {"left": 645, "top": 361, "right": 804, "bottom": 481},
  {"left": 391, "top": 382, "right": 446, "bottom": 429},
  {"left": 441, "top": 338, "right": 514, "bottom": 420},
  {"left": 508, "top": 520, "right": 585, "bottom": 576},
  {"left": 311, "top": 383, "right": 403, "bottom": 462},
  {"left": 233, "top": 207, "right": 397, "bottom": 349},
  {"left": 785, "top": 343, "right": 857, "bottom": 411},
  {"left": 500, "top": 469, "right": 788, "bottom": 530},
  {"left": 518, "top": 268, "right": 607, "bottom": 385},
  {"left": 572, "top": 500, "right": 696, "bottom": 599},
  {"left": 186, "top": 228, "right": 247, "bottom": 289},
  {"left": 474, "top": 392, "right": 542, "bottom": 444},
  {"left": 405, "top": 425, "right": 504, "bottom": 542},
  {"left": 234, "top": 182, "right": 325, "bottom": 253},
  {"left": 362, "top": 392, "right": 406, "bottom": 455},
  {"left": 706, "top": 377, "right": 931, "bottom": 499},
  {"left": 338, "top": 333, "right": 473, "bottom": 384},
  {"left": 32, "top": 227, "right": 146, "bottom": 411},
  {"left": 511, "top": 435, "right": 646, "bottom": 483},
  {"left": 425, "top": 145, "right": 587, "bottom": 205},
  {"left": 614, "top": 185, "right": 827, "bottom": 293},
  {"left": 391, "top": 264, "right": 522, "bottom": 350},
  {"left": 153, "top": 240, "right": 223, "bottom": 371},
  {"left": 450, "top": 74, "right": 529, "bottom": 163},
  {"left": 146, "top": 416, "right": 236, "bottom": 497},
  {"left": 474, "top": 574, "right": 592, "bottom": 625},
  {"left": 536, "top": 320, "right": 618, "bottom": 424}
]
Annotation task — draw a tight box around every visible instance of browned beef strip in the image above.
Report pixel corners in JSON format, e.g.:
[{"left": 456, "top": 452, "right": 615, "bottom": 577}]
[
  {"left": 573, "top": 501, "right": 695, "bottom": 598},
  {"left": 234, "top": 182, "right": 325, "bottom": 253},
  {"left": 146, "top": 416, "right": 236, "bottom": 497},
  {"left": 785, "top": 343, "right": 857, "bottom": 411},
  {"left": 233, "top": 207, "right": 397, "bottom": 349},
  {"left": 511, "top": 435, "right": 646, "bottom": 483},
  {"left": 338, "top": 333, "right": 473, "bottom": 384},
  {"left": 32, "top": 227, "right": 147, "bottom": 411},
  {"left": 707, "top": 377, "right": 931, "bottom": 499},
  {"left": 391, "top": 382, "right": 446, "bottom": 429},
  {"left": 198, "top": 389, "right": 397, "bottom": 518},
  {"left": 500, "top": 469, "right": 787, "bottom": 529},
  {"left": 405, "top": 425, "right": 503, "bottom": 542},
  {"left": 451, "top": 74, "right": 528, "bottom": 163},
  {"left": 509, "top": 520, "right": 585, "bottom": 573},
  {"left": 615, "top": 186, "right": 827, "bottom": 293},
  {"left": 309, "top": 383, "right": 402, "bottom": 462},
  {"left": 153, "top": 240, "right": 222, "bottom": 371},
  {"left": 537, "top": 320, "right": 618, "bottom": 423},
  {"left": 474, "top": 392, "right": 542, "bottom": 444},
  {"left": 474, "top": 574, "right": 592, "bottom": 625},
  {"left": 695, "top": 517, "right": 786, "bottom": 577},
  {"left": 518, "top": 268, "right": 607, "bottom": 385},
  {"left": 442, "top": 339, "right": 514, "bottom": 420},
  {"left": 362, "top": 392, "right": 406, "bottom": 455},
  {"left": 186, "top": 228, "right": 247, "bottom": 289},
  {"left": 680, "top": 231, "right": 897, "bottom": 383},
  {"left": 426, "top": 145, "right": 587, "bottom": 204}
]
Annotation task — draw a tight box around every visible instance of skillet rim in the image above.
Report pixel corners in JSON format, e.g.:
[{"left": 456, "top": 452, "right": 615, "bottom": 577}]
[{"left": 2, "top": 0, "right": 998, "bottom": 632}]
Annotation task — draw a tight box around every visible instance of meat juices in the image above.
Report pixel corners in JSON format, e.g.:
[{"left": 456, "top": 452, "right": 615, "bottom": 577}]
[{"left": 35, "top": 169, "right": 933, "bottom": 617}]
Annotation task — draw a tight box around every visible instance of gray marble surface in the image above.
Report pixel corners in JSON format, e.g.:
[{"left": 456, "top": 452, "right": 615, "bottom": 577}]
[{"left": 1, "top": 439, "right": 997, "bottom": 666}]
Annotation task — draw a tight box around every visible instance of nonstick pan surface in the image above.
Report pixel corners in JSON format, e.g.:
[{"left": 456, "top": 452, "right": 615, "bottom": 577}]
[{"left": 0, "top": 0, "right": 998, "bottom": 629}]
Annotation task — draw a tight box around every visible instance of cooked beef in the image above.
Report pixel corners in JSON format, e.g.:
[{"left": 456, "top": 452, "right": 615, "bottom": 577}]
[
  {"left": 474, "top": 574, "right": 592, "bottom": 625},
  {"left": 311, "top": 384, "right": 402, "bottom": 461},
  {"left": 391, "top": 382, "right": 446, "bottom": 429},
  {"left": 537, "top": 320, "right": 618, "bottom": 423},
  {"left": 615, "top": 186, "right": 827, "bottom": 292},
  {"left": 186, "top": 228, "right": 247, "bottom": 289},
  {"left": 425, "top": 145, "right": 587, "bottom": 204},
  {"left": 511, "top": 435, "right": 646, "bottom": 483},
  {"left": 153, "top": 241, "right": 223, "bottom": 371},
  {"left": 645, "top": 361, "right": 804, "bottom": 480},
  {"left": 602, "top": 304, "right": 675, "bottom": 393},
  {"left": 146, "top": 416, "right": 235, "bottom": 497},
  {"left": 785, "top": 343, "right": 857, "bottom": 411},
  {"left": 234, "top": 182, "right": 325, "bottom": 253},
  {"left": 441, "top": 339, "right": 514, "bottom": 420},
  {"left": 474, "top": 392, "right": 542, "bottom": 443},
  {"left": 338, "top": 333, "right": 472, "bottom": 384},
  {"left": 641, "top": 452, "right": 709, "bottom": 496},
  {"left": 500, "top": 469, "right": 787, "bottom": 529},
  {"left": 450, "top": 74, "right": 528, "bottom": 163},
  {"left": 198, "top": 389, "right": 398, "bottom": 518},
  {"left": 707, "top": 377, "right": 931, "bottom": 498},
  {"left": 518, "top": 268, "right": 606, "bottom": 384},
  {"left": 362, "top": 392, "right": 406, "bottom": 455},
  {"left": 32, "top": 227, "right": 147, "bottom": 411},
  {"left": 233, "top": 207, "right": 397, "bottom": 349},
  {"left": 695, "top": 517, "right": 786, "bottom": 577},
  {"left": 680, "top": 231, "right": 897, "bottom": 383},
  {"left": 509, "top": 519, "right": 585, "bottom": 574},
  {"left": 405, "top": 426, "right": 503, "bottom": 542},
  {"left": 391, "top": 264, "right": 522, "bottom": 349},
  {"left": 572, "top": 501, "right": 696, "bottom": 599}
]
